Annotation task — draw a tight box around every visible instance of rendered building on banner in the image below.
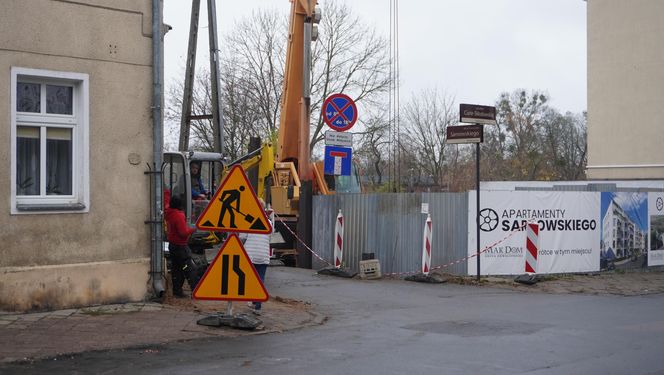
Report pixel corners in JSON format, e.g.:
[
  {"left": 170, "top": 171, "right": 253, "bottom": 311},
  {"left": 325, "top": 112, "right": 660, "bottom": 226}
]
[{"left": 601, "top": 199, "right": 646, "bottom": 259}]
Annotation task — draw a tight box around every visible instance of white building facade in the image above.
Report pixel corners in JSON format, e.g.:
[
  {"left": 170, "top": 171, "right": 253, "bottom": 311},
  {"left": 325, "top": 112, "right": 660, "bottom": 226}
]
[{"left": 587, "top": 1, "right": 664, "bottom": 179}]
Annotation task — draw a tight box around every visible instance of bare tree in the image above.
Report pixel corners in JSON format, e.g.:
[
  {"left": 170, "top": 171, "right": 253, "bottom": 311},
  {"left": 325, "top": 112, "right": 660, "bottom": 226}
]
[
  {"left": 442, "top": 144, "right": 474, "bottom": 192},
  {"left": 310, "top": 0, "right": 391, "bottom": 152},
  {"left": 166, "top": 1, "right": 391, "bottom": 165},
  {"left": 400, "top": 89, "right": 457, "bottom": 187},
  {"left": 541, "top": 110, "right": 587, "bottom": 180},
  {"left": 353, "top": 112, "right": 390, "bottom": 188},
  {"left": 482, "top": 89, "right": 550, "bottom": 180},
  {"left": 479, "top": 89, "right": 587, "bottom": 182},
  {"left": 226, "top": 9, "right": 287, "bottom": 137}
]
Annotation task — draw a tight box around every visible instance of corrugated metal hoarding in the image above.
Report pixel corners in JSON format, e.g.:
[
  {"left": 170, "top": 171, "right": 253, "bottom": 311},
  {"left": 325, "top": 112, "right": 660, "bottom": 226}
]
[{"left": 312, "top": 193, "right": 469, "bottom": 276}]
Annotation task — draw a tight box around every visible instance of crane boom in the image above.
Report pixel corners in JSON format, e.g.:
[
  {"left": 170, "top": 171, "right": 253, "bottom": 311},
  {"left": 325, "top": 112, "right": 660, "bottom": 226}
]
[{"left": 277, "top": 0, "right": 318, "bottom": 181}]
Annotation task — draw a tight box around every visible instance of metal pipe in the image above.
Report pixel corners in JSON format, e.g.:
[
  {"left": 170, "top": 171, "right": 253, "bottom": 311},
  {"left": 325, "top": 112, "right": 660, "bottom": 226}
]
[
  {"left": 475, "top": 143, "right": 480, "bottom": 282},
  {"left": 151, "top": 0, "right": 165, "bottom": 298}
]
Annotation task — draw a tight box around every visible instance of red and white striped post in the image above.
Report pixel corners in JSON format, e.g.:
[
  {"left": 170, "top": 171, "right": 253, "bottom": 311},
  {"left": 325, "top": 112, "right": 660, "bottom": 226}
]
[
  {"left": 525, "top": 223, "right": 539, "bottom": 274},
  {"left": 422, "top": 214, "right": 432, "bottom": 275},
  {"left": 334, "top": 210, "right": 344, "bottom": 268}
]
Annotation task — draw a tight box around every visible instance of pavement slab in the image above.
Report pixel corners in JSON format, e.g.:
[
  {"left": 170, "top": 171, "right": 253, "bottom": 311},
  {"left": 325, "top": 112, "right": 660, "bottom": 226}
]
[{"left": 0, "top": 294, "right": 321, "bottom": 363}]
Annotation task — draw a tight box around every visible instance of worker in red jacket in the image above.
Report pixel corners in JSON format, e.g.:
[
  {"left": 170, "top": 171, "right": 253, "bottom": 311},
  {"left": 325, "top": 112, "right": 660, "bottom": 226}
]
[{"left": 165, "top": 195, "right": 200, "bottom": 297}]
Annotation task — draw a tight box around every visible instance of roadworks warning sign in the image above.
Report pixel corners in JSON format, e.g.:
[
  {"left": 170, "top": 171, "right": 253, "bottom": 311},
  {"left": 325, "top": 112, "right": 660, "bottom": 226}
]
[
  {"left": 195, "top": 165, "right": 272, "bottom": 234},
  {"left": 192, "top": 234, "right": 269, "bottom": 301}
]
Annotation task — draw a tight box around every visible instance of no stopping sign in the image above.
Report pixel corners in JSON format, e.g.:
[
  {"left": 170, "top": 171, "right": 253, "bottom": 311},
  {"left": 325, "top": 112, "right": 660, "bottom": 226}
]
[{"left": 322, "top": 93, "right": 357, "bottom": 132}]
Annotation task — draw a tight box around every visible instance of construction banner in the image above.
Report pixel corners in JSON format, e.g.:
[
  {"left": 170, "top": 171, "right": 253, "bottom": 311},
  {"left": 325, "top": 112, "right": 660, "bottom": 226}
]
[{"left": 467, "top": 190, "right": 601, "bottom": 275}]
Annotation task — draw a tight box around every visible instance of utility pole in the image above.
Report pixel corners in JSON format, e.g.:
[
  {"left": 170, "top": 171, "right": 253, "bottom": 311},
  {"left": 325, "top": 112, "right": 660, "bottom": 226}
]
[
  {"left": 178, "top": 0, "right": 224, "bottom": 159},
  {"left": 207, "top": 0, "right": 224, "bottom": 156}
]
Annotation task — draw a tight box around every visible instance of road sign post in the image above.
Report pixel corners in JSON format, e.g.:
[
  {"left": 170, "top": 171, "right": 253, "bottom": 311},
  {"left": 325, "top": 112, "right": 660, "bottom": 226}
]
[
  {"left": 192, "top": 234, "right": 268, "bottom": 330},
  {"left": 475, "top": 142, "right": 481, "bottom": 281},
  {"left": 453, "top": 103, "right": 496, "bottom": 281}
]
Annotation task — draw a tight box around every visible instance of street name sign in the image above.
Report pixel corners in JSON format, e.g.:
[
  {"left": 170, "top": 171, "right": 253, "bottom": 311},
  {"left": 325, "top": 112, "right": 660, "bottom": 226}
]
[
  {"left": 459, "top": 103, "right": 496, "bottom": 125},
  {"left": 446, "top": 124, "right": 484, "bottom": 144}
]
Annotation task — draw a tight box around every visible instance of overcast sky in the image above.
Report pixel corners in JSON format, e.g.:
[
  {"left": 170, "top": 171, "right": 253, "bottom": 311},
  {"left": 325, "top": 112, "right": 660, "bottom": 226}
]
[{"left": 163, "top": 0, "right": 587, "bottom": 114}]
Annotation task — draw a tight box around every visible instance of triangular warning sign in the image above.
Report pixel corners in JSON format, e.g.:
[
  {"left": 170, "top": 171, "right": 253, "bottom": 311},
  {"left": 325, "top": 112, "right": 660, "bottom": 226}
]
[
  {"left": 192, "top": 234, "right": 269, "bottom": 301},
  {"left": 196, "top": 165, "right": 273, "bottom": 234}
]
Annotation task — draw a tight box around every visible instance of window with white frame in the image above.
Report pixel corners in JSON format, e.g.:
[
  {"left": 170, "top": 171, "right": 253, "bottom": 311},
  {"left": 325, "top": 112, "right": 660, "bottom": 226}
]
[{"left": 11, "top": 67, "right": 89, "bottom": 214}]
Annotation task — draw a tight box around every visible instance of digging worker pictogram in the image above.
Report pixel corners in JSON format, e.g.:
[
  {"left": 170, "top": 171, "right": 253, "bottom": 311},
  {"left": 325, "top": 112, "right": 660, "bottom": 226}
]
[
  {"left": 196, "top": 165, "right": 272, "bottom": 234},
  {"left": 218, "top": 186, "right": 245, "bottom": 228}
]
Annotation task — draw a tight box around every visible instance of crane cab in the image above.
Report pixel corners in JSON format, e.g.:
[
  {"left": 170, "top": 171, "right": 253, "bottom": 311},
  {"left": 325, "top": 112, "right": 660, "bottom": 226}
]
[{"left": 313, "top": 160, "right": 363, "bottom": 194}]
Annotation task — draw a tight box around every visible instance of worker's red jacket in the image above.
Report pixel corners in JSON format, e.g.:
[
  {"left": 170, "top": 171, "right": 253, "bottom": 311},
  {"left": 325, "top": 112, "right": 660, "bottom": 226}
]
[{"left": 165, "top": 207, "right": 195, "bottom": 246}]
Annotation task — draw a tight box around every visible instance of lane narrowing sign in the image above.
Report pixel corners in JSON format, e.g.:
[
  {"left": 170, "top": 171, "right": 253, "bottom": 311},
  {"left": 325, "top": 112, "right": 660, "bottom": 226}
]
[{"left": 192, "top": 234, "right": 269, "bottom": 301}]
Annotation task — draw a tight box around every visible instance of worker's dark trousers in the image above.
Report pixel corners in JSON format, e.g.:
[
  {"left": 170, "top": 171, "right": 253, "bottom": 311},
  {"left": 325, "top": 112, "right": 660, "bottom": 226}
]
[{"left": 168, "top": 243, "right": 200, "bottom": 295}]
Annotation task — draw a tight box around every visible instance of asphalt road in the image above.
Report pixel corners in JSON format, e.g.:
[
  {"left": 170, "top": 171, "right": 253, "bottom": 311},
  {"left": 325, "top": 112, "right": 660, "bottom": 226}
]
[{"left": 6, "top": 267, "right": 664, "bottom": 374}]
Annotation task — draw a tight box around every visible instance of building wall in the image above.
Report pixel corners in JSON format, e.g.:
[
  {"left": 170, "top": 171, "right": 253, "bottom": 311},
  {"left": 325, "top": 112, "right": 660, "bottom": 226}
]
[
  {"left": 587, "top": 0, "right": 664, "bottom": 179},
  {"left": 0, "top": 0, "right": 156, "bottom": 311}
]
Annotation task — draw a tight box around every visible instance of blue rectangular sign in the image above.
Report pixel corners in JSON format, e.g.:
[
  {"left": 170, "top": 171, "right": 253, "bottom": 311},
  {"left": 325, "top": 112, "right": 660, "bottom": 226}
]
[{"left": 323, "top": 146, "right": 352, "bottom": 176}]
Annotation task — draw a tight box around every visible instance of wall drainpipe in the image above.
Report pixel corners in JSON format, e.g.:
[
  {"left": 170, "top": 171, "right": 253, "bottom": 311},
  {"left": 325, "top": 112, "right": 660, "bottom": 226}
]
[{"left": 149, "top": 0, "right": 165, "bottom": 298}]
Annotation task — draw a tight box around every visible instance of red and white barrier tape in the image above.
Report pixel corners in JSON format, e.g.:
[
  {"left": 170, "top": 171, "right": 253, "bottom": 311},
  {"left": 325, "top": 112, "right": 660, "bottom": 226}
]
[
  {"left": 274, "top": 212, "right": 535, "bottom": 277},
  {"left": 383, "top": 219, "right": 537, "bottom": 277},
  {"left": 273, "top": 213, "right": 334, "bottom": 267}
]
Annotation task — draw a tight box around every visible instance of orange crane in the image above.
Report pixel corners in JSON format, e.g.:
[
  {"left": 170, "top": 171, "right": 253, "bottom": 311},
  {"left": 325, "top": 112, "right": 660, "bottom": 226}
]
[
  {"left": 277, "top": 0, "right": 320, "bottom": 182},
  {"left": 166, "top": 0, "right": 360, "bottom": 266}
]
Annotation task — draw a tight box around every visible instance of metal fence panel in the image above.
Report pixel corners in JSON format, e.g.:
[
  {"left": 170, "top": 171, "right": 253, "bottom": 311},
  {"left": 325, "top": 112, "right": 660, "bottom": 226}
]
[
  {"left": 311, "top": 185, "right": 664, "bottom": 277},
  {"left": 312, "top": 193, "right": 469, "bottom": 276}
]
